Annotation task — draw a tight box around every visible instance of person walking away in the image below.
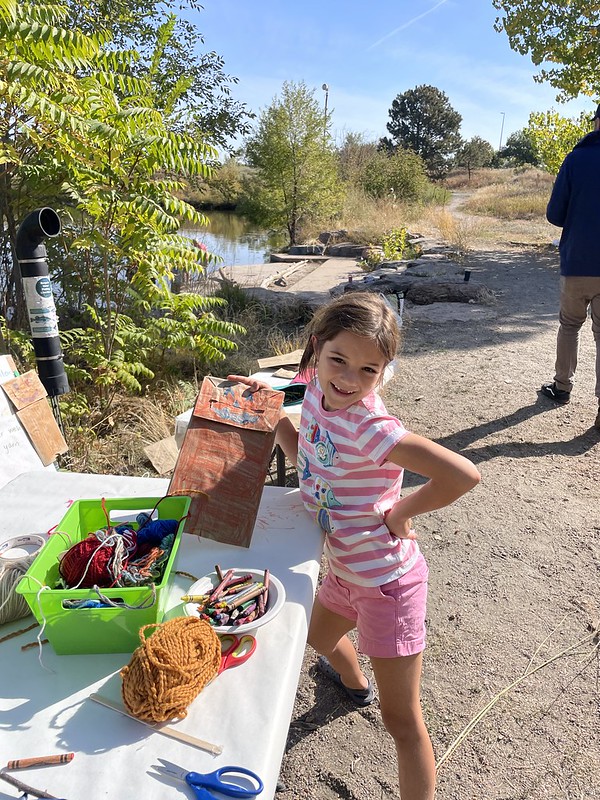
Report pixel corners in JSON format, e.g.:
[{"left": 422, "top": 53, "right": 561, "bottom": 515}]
[
  {"left": 230, "top": 292, "right": 480, "bottom": 800},
  {"left": 541, "top": 104, "right": 600, "bottom": 429}
]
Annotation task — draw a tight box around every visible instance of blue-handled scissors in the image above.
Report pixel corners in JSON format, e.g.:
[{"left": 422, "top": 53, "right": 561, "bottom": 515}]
[{"left": 152, "top": 758, "right": 263, "bottom": 799}]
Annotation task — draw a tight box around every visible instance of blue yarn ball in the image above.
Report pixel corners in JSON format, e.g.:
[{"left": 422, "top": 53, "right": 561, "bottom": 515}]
[{"left": 136, "top": 518, "right": 178, "bottom": 546}]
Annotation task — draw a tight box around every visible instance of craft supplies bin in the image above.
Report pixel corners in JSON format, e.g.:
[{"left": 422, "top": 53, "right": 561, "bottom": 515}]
[{"left": 16, "top": 495, "right": 191, "bottom": 655}]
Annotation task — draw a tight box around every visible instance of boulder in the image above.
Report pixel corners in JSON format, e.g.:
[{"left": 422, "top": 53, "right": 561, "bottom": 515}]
[
  {"left": 344, "top": 274, "right": 494, "bottom": 306},
  {"left": 325, "top": 242, "right": 369, "bottom": 258},
  {"left": 318, "top": 229, "right": 348, "bottom": 244},
  {"left": 287, "top": 244, "right": 325, "bottom": 256}
]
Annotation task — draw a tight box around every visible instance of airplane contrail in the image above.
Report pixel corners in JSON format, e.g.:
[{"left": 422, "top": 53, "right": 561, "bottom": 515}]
[{"left": 366, "top": 0, "right": 450, "bottom": 52}]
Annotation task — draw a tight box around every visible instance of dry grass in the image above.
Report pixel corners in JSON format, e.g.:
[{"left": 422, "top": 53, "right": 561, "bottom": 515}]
[
  {"left": 444, "top": 168, "right": 514, "bottom": 191},
  {"left": 66, "top": 383, "right": 198, "bottom": 476},
  {"left": 425, "top": 209, "right": 481, "bottom": 256},
  {"left": 462, "top": 169, "right": 553, "bottom": 220},
  {"left": 302, "top": 184, "right": 449, "bottom": 247}
]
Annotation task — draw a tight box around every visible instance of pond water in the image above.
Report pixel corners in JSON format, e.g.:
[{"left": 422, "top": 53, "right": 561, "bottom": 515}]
[{"left": 181, "top": 211, "right": 287, "bottom": 268}]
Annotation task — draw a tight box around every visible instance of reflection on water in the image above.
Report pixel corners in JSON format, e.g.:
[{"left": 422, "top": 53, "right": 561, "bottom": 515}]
[{"left": 181, "top": 211, "right": 286, "bottom": 268}]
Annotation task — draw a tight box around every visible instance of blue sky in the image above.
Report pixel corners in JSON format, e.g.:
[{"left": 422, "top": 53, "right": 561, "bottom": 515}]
[{"left": 191, "top": 0, "right": 595, "bottom": 152}]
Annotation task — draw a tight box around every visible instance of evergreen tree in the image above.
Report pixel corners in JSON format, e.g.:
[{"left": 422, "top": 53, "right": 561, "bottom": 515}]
[{"left": 383, "top": 84, "right": 462, "bottom": 177}]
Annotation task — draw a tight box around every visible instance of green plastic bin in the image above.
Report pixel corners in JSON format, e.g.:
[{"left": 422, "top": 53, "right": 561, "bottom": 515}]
[{"left": 16, "top": 495, "right": 191, "bottom": 655}]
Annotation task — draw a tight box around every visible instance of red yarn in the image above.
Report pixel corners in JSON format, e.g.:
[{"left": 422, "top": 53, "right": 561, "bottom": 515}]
[{"left": 59, "top": 534, "right": 114, "bottom": 588}]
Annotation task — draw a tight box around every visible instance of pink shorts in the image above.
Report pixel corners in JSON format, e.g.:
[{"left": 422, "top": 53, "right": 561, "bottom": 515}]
[{"left": 316, "top": 553, "right": 429, "bottom": 658}]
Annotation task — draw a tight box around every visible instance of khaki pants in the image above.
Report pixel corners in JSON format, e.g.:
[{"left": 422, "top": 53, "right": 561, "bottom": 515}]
[{"left": 554, "top": 276, "right": 600, "bottom": 397}]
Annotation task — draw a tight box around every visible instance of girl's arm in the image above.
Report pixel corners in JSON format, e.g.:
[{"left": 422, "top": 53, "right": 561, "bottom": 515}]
[
  {"left": 384, "top": 432, "right": 480, "bottom": 538},
  {"left": 227, "top": 374, "right": 300, "bottom": 466}
]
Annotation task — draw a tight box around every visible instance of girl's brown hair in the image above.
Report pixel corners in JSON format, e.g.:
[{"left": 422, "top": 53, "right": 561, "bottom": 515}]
[{"left": 298, "top": 291, "right": 400, "bottom": 377}]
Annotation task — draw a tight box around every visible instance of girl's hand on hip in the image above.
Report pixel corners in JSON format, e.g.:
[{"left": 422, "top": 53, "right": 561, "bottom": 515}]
[{"left": 384, "top": 510, "right": 418, "bottom": 540}]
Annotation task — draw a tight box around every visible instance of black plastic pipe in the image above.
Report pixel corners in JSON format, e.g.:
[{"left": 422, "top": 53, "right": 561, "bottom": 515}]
[{"left": 15, "top": 208, "right": 70, "bottom": 396}]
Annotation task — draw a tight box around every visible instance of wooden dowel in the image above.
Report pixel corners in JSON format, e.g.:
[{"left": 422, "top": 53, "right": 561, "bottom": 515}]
[{"left": 89, "top": 694, "right": 223, "bottom": 756}]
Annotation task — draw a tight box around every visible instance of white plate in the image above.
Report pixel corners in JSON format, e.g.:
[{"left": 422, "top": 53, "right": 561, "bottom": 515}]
[{"left": 183, "top": 568, "right": 286, "bottom": 634}]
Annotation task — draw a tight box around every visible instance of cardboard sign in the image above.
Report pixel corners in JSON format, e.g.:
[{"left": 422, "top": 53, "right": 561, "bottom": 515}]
[
  {"left": 169, "top": 377, "right": 284, "bottom": 547},
  {"left": 0, "top": 415, "right": 56, "bottom": 485}
]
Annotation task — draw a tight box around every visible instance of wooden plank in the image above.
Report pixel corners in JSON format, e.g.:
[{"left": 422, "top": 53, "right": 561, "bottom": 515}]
[
  {"left": 16, "top": 399, "right": 68, "bottom": 466},
  {"left": 1, "top": 370, "right": 47, "bottom": 411},
  {"left": 256, "top": 349, "right": 304, "bottom": 370}
]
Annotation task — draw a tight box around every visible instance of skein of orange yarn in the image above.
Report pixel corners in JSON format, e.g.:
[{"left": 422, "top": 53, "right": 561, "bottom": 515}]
[{"left": 120, "top": 616, "right": 220, "bottom": 723}]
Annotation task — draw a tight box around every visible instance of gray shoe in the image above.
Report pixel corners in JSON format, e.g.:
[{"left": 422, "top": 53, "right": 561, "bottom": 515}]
[{"left": 317, "top": 656, "right": 375, "bottom": 706}]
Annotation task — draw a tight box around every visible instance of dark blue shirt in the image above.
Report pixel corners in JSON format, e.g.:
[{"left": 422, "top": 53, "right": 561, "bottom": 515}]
[{"left": 546, "top": 130, "right": 600, "bottom": 276}]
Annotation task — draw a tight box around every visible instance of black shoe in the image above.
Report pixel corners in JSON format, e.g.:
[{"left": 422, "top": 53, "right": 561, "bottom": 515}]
[
  {"left": 540, "top": 382, "right": 571, "bottom": 405},
  {"left": 317, "top": 656, "right": 375, "bottom": 706},
  {"left": 595, "top": 404, "right": 600, "bottom": 430}
]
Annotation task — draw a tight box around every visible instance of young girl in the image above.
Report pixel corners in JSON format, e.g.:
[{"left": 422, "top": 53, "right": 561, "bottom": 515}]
[{"left": 230, "top": 291, "right": 480, "bottom": 800}]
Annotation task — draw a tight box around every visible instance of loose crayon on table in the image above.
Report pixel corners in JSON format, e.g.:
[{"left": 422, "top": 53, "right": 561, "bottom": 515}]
[{"left": 6, "top": 753, "right": 74, "bottom": 770}]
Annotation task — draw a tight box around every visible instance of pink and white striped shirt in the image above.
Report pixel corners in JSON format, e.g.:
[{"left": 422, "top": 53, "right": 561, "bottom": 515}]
[{"left": 298, "top": 380, "right": 420, "bottom": 587}]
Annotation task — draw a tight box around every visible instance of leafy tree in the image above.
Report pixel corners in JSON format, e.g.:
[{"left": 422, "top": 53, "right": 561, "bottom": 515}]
[
  {"left": 498, "top": 129, "right": 539, "bottom": 166},
  {"left": 524, "top": 110, "right": 589, "bottom": 174},
  {"left": 382, "top": 84, "right": 463, "bottom": 177},
  {"left": 62, "top": 0, "right": 253, "bottom": 149},
  {"left": 493, "top": 1, "right": 600, "bottom": 101},
  {"left": 455, "top": 136, "right": 495, "bottom": 179},
  {"left": 0, "top": 1, "right": 243, "bottom": 418},
  {"left": 360, "top": 149, "right": 428, "bottom": 201},
  {"left": 243, "top": 81, "right": 343, "bottom": 245},
  {"left": 202, "top": 158, "right": 246, "bottom": 208},
  {"left": 337, "top": 132, "right": 377, "bottom": 184}
]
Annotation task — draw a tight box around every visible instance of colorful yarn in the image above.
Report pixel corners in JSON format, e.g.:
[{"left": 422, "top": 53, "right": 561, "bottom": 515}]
[
  {"left": 120, "top": 616, "right": 220, "bottom": 723},
  {"left": 57, "top": 520, "right": 178, "bottom": 590},
  {"left": 58, "top": 533, "right": 114, "bottom": 588},
  {"left": 136, "top": 519, "right": 178, "bottom": 548}
]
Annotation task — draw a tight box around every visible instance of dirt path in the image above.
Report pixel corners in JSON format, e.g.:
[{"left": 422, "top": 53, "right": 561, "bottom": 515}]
[{"left": 277, "top": 242, "right": 600, "bottom": 799}]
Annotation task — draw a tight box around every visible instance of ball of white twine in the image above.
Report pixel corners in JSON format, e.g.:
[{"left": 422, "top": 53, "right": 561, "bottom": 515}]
[{"left": 0, "top": 535, "right": 45, "bottom": 625}]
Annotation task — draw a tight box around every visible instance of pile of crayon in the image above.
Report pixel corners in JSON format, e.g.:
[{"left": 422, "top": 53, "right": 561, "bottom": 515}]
[{"left": 182, "top": 565, "right": 270, "bottom": 627}]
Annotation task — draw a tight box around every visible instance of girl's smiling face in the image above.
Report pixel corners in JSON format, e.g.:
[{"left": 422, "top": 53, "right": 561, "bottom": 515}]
[{"left": 315, "top": 330, "right": 387, "bottom": 412}]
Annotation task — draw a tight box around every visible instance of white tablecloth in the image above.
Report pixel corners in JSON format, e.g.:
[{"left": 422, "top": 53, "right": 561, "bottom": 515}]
[{"left": 0, "top": 471, "right": 323, "bottom": 800}]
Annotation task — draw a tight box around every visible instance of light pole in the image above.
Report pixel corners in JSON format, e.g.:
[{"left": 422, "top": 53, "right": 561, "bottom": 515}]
[
  {"left": 499, "top": 111, "right": 506, "bottom": 151},
  {"left": 322, "top": 83, "right": 329, "bottom": 141}
]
